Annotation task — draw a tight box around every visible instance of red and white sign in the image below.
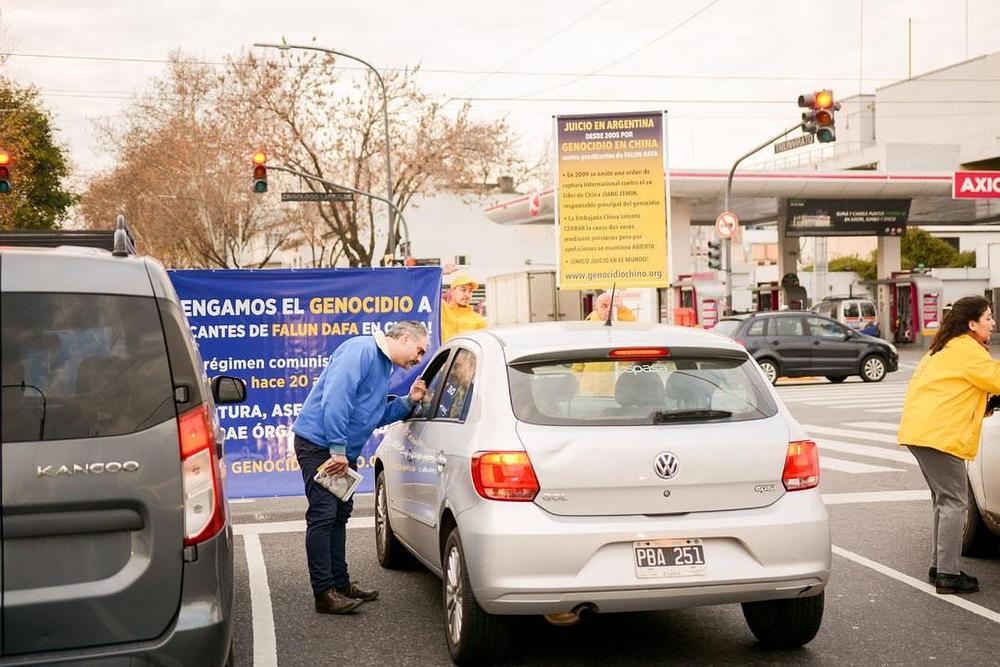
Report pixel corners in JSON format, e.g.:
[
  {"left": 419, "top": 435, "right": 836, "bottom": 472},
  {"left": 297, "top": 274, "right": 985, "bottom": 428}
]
[
  {"left": 715, "top": 211, "right": 739, "bottom": 239},
  {"left": 953, "top": 171, "right": 1000, "bottom": 199}
]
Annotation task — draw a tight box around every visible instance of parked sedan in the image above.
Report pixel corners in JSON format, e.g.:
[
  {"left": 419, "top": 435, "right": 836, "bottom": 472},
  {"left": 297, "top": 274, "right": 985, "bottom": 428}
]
[
  {"left": 373, "top": 322, "right": 831, "bottom": 665},
  {"left": 713, "top": 311, "right": 899, "bottom": 385},
  {"left": 966, "top": 414, "right": 1000, "bottom": 556}
]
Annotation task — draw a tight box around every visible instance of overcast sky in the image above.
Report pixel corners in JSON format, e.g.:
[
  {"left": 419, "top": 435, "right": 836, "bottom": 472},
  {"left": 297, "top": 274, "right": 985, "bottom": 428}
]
[{"left": 2, "top": 0, "right": 999, "bottom": 180}]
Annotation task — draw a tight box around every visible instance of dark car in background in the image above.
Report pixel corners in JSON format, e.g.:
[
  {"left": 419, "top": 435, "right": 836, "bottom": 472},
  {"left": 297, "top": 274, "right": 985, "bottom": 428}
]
[{"left": 713, "top": 311, "right": 898, "bottom": 384}]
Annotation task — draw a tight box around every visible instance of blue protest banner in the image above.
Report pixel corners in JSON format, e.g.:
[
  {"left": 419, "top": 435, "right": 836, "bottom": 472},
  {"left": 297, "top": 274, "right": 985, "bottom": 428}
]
[{"left": 169, "top": 267, "right": 442, "bottom": 498}]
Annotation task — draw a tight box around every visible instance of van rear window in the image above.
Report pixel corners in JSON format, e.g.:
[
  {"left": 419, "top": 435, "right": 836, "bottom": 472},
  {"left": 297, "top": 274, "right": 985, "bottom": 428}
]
[
  {"left": 507, "top": 355, "right": 777, "bottom": 426},
  {"left": 1, "top": 293, "right": 176, "bottom": 442}
]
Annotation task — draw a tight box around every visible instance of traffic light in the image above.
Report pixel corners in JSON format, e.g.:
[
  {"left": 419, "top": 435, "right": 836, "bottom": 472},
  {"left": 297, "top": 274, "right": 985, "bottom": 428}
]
[
  {"left": 798, "top": 89, "right": 840, "bottom": 143},
  {"left": 0, "top": 149, "right": 11, "bottom": 194},
  {"left": 252, "top": 150, "right": 267, "bottom": 193},
  {"left": 707, "top": 239, "right": 722, "bottom": 270}
]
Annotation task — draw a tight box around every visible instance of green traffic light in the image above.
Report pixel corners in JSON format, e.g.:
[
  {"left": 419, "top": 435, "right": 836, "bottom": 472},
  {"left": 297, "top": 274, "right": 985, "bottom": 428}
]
[
  {"left": 0, "top": 181, "right": 10, "bottom": 194},
  {"left": 254, "top": 181, "right": 268, "bottom": 193},
  {"left": 817, "top": 128, "right": 835, "bottom": 143}
]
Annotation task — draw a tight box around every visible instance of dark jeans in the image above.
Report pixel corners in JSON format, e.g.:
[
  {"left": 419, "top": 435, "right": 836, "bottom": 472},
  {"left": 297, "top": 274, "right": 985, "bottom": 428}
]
[{"left": 295, "top": 435, "right": 355, "bottom": 596}]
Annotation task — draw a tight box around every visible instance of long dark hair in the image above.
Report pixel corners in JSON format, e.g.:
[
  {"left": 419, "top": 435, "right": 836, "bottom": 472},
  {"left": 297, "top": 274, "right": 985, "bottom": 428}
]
[{"left": 929, "top": 295, "right": 991, "bottom": 354}]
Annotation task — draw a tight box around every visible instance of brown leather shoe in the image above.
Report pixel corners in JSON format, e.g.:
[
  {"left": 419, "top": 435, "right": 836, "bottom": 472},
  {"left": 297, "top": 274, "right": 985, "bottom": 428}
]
[
  {"left": 314, "top": 588, "right": 364, "bottom": 614},
  {"left": 336, "top": 581, "right": 379, "bottom": 602}
]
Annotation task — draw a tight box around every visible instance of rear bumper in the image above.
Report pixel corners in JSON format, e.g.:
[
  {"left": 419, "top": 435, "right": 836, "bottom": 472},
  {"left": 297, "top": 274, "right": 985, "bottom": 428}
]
[
  {"left": 0, "top": 527, "right": 234, "bottom": 666},
  {"left": 455, "top": 490, "right": 831, "bottom": 615}
]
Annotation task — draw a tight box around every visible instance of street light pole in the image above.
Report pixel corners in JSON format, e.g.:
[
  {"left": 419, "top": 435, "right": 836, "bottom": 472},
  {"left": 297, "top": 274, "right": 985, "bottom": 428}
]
[
  {"left": 253, "top": 42, "right": 400, "bottom": 259},
  {"left": 267, "top": 162, "right": 410, "bottom": 257},
  {"left": 722, "top": 122, "right": 803, "bottom": 315}
]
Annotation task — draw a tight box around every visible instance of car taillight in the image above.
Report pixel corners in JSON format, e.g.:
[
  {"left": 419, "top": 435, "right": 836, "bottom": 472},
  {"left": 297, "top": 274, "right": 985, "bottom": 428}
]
[
  {"left": 782, "top": 440, "right": 820, "bottom": 491},
  {"left": 471, "top": 451, "right": 539, "bottom": 501},
  {"left": 179, "top": 404, "right": 225, "bottom": 546},
  {"left": 608, "top": 347, "right": 669, "bottom": 359}
]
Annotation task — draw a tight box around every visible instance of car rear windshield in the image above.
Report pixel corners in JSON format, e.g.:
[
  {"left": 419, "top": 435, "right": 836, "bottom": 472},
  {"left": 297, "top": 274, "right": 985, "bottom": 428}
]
[
  {"left": 507, "top": 354, "right": 778, "bottom": 426},
  {"left": 1, "top": 293, "right": 176, "bottom": 442},
  {"left": 711, "top": 320, "right": 742, "bottom": 337}
]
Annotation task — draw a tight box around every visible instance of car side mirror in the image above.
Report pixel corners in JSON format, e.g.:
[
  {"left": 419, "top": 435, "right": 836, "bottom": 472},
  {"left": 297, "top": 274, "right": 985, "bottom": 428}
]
[{"left": 211, "top": 375, "right": 246, "bottom": 404}]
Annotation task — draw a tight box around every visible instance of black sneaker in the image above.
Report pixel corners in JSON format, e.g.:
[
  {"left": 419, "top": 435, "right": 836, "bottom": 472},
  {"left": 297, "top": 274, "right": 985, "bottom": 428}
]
[
  {"left": 935, "top": 572, "right": 980, "bottom": 595},
  {"left": 928, "top": 567, "right": 978, "bottom": 585}
]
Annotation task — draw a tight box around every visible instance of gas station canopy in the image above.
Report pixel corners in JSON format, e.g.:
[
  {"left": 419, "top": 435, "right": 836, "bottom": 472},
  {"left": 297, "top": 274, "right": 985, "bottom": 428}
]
[{"left": 485, "top": 170, "right": 1000, "bottom": 227}]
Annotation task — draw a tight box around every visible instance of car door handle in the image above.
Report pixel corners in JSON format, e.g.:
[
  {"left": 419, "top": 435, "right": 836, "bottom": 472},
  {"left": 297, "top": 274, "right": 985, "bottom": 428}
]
[
  {"left": 435, "top": 452, "right": 448, "bottom": 467},
  {"left": 813, "top": 340, "right": 821, "bottom": 345},
  {"left": 771, "top": 340, "right": 780, "bottom": 345}
]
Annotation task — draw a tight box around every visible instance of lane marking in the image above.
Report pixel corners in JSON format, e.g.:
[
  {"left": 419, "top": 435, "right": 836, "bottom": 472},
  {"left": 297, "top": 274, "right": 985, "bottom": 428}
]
[
  {"left": 804, "top": 425, "right": 900, "bottom": 445},
  {"left": 868, "top": 408, "right": 904, "bottom": 414},
  {"left": 243, "top": 534, "right": 278, "bottom": 667},
  {"left": 823, "top": 490, "right": 928, "bottom": 504},
  {"left": 799, "top": 401, "right": 902, "bottom": 409},
  {"left": 816, "top": 438, "right": 915, "bottom": 465},
  {"left": 234, "top": 516, "right": 375, "bottom": 535},
  {"left": 820, "top": 456, "right": 902, "bottom": 474},
  {"left": 844, "top": 421, "right": 899, "bottom": 433},
  {"left": 832, "top": 545, "right": 1000, "bottom": 625}
]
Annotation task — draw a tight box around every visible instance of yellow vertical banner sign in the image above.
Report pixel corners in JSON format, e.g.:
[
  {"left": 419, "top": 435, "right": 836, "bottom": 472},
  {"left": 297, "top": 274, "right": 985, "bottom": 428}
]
[{"left": 555, "top": 111, "right": 669, "bottom": 290}]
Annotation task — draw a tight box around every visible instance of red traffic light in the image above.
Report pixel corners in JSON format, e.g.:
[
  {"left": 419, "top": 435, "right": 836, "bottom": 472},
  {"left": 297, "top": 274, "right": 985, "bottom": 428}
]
[{"left": 253, "top": 165, "right": 266, "bottom": 179}]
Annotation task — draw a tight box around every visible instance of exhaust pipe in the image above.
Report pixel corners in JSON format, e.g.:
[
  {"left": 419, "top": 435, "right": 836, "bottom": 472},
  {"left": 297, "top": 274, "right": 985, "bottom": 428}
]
[{"left": 543, "top": 603, "right": 595, "bottom": 627}]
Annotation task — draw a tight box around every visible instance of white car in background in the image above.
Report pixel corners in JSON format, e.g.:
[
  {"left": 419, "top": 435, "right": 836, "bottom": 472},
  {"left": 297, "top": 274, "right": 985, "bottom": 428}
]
[
  {"left": 966, "top": 418, "right": 1000, "bottom": 554},
  {"left": 372, "top": 322, "right": 831, "bottom": 665}
]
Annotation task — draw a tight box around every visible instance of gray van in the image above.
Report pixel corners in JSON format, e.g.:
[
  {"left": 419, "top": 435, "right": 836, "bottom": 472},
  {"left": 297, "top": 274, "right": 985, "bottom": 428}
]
[{"left": 0, "top": 231, "right": 244, "bottom": 664}]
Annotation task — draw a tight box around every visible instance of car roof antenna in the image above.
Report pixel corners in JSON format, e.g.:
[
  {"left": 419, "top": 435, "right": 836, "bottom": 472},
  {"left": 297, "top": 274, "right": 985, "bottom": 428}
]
[{"left": 604, "top": 283, "right": 616, "bottom": 327}]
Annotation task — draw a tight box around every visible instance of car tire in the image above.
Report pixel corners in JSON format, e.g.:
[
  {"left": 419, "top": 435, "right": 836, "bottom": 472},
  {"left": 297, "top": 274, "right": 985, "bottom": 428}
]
[
  {"left": 962, "top": 478, "right": 996, "bottom": 557},
  {"left": 859, "top": 355, "right": 887, "bottom": 382},
  {"left": 742, "top": 591, "right": 824, "bottom": 649},
  {"left": 826, "top": 376, "right": 847, "bottom": 383},
  {"left": 375, "top": 470, "right": 414, "bottom": 569},
  {"left": 757, "top": 358, "right": 779, "bottom": 385},
  {"left": 443, "top": 528, "right": 509, "bottom": 665}
]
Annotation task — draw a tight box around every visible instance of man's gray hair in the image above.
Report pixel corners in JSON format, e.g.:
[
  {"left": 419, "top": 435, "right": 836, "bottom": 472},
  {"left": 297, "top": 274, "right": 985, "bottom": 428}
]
[{"left": 385, "top": 320, "right": 428, "bottom": 340}]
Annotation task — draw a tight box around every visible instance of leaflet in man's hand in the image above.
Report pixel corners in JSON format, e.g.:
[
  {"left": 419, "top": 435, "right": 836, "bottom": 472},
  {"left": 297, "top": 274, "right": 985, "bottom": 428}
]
[{"left": 313, "top": 460, "right": 363, "bottom": 501}]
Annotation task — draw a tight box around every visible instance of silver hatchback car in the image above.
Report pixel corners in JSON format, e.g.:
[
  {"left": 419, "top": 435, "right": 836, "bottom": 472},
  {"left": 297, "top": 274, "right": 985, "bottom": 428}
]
[{"left": 374, "top": 322, "right": 831, "bottom": 665}]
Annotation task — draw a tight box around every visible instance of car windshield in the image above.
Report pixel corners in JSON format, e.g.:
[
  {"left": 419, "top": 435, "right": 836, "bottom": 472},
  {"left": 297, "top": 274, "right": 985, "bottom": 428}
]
[
  {"left": 507, "top": 355, "right": 777, "bottom": 426},
  {"left": 711, "top": 320, "right": 742, "bottom": 337}
]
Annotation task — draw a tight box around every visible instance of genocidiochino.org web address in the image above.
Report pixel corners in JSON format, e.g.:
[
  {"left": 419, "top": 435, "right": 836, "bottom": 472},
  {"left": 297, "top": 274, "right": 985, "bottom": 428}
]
[{"left": 564, "top": 268, "right": 664, "bottom": 282}]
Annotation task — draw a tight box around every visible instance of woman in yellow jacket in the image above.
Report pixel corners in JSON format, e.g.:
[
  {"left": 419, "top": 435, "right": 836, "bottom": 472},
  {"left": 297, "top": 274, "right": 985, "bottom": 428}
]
[{"left": 898, "top": 295, "right": 1000, "bottom": 595}]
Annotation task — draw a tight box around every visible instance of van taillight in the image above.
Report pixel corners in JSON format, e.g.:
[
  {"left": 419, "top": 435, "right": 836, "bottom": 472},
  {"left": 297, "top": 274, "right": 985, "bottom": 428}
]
[
  {"left": 782, "top": 440, "right": 820, "bottom": 491},
  {"left": 179, "top": 404, "right": 225, "bottom": 546},
  {"left": 471, "top": 451, "right": 540, "bottom": 501}
]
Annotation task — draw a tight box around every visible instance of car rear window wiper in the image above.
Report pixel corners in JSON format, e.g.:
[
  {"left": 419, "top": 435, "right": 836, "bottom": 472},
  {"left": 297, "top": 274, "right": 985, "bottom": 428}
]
[{"left": 652, "top": 409, "right": 733, "bottom": 423}]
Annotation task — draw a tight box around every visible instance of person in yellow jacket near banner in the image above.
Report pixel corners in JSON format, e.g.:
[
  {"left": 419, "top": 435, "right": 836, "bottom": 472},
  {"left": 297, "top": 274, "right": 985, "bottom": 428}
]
[
  {"left": 898, "top": 295, "right": 1000, "bottom": 595},
  {"left": 585, "top": 290, "right": 637, "bottom": 324},
  {"left": 576, "top": 291, "right": 638, "bottom": 396},
  {"left": 440, "top": 272, "right": 487, "bottom": 342}
]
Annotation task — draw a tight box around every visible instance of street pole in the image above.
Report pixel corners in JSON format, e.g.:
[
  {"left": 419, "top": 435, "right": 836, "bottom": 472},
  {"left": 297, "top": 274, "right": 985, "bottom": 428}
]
[
  {"left": 253, "top": 42, "right": 402, "bottom": 260},
  {"left": 267, "top": 163, "right": 410, "bottom": 261},
  {"left": 722, "top": 122, "right": 803, "bottom": 315}
]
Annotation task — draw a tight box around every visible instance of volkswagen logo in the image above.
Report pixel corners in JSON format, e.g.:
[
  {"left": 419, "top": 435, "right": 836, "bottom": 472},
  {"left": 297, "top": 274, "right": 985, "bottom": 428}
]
[{"left": 654, "top": 452, "right": 679, "bottom": 480}]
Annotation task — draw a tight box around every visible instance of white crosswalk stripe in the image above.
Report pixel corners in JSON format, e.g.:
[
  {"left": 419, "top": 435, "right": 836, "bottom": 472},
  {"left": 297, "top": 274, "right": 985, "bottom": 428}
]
[
  {"left": 844, "top": 421, "right": 899, "bottom": 433},
  {"left": 792, "top": 423, "right": 916, "bottom": 475},
  {"left": 819, "top": 456, "right": 901, "bottom": 474},
  {"left": 804, "top": 425, "right": 898, "bottom": 444},
  {"left": 775, "top": 382, "right": 908, "bottom": 413}
]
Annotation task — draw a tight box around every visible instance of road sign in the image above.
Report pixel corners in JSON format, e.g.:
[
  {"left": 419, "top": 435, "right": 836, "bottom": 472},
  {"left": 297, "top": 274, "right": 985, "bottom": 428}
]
[
  {"left": 773, "top": 133, "right": 815, "bottom": 154},
  {"left": 281, "top": 191, "right": 353, "bottom": 203},
  {"left": 716, "top": 211, "right": 739, "bottom": 239}
]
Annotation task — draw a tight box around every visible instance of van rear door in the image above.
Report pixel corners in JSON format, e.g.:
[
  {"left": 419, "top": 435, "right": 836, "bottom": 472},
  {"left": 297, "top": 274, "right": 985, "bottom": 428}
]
[{"left": 0, "top": 254, "right": 185, "bottom": 655}]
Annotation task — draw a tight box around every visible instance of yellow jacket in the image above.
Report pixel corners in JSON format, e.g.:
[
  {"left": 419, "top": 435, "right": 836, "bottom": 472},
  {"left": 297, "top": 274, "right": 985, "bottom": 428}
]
[
  {"left": 898, "top": 334, "right": 1000, "bottom": 460},
  {"left": 440, "top": 299, "right": 487, "bottom": 342}
]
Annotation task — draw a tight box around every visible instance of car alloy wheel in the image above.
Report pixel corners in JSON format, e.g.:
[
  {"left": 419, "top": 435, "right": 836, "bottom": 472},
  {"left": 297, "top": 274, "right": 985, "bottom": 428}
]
[
  {"left": 758, "top": 360, "right": 778, "bottom": 385},
  {"left": 861, "top": 355, "right": 886, "bottom": 382},
  {"left": 445, "top": 544, "right": 464, "bottom": 647},
  {"left": 375, "top": 476, "right": 388, "bottom": 558}
]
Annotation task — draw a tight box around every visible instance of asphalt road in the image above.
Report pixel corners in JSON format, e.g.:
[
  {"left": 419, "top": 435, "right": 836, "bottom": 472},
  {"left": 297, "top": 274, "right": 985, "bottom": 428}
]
[{"left": 228, "top": 347, "right": 1000, "bottom": 666}]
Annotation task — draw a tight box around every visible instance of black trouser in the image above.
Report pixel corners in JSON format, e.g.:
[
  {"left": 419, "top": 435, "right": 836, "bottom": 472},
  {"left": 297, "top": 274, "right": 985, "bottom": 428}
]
[{"left": 294, "top": 435, "right": 355, "bottom": 596}]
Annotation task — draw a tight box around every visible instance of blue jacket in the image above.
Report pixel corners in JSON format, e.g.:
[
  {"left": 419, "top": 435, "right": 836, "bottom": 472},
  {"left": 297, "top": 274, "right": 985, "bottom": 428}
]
[{"left": 292, "top": 335, "right": 413, "bottom": 460}]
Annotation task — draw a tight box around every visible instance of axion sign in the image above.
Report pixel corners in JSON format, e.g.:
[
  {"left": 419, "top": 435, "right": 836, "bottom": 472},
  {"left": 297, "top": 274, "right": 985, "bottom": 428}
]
[{"left": 953, "top": 171, "right": 1000, "bottom": 199}]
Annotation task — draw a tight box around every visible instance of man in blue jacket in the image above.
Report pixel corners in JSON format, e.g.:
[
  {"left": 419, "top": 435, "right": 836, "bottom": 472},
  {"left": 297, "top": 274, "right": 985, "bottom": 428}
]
[{"left": 293, "top": 320, "right": 429, "bottom": 614}]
